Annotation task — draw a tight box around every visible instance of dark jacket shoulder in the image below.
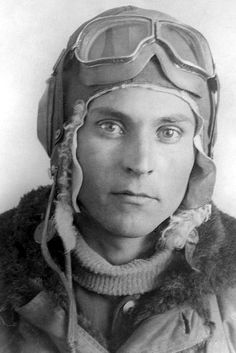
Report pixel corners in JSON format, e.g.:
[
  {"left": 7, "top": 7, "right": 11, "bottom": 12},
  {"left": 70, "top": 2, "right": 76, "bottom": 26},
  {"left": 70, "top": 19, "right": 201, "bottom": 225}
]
[
  {"left": 196, "top": 204, "right": 236, "bottom": 291},
  {"left": 0, "top": 186, "right": 65, "bottom": 309}
]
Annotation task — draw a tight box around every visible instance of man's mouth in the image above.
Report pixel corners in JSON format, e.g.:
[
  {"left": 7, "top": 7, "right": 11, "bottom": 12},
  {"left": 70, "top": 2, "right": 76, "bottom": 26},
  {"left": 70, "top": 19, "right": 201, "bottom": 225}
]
[
  {"left": 111, "top": 190, "right": 156, "bottom": 205},
  {"left": 114, "top": 190, "right": 153, "bottom": 198}
]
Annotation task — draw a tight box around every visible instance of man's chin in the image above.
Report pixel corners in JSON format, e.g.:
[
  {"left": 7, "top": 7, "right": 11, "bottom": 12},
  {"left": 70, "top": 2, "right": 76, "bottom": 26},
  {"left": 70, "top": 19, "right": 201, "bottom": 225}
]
[
  {"left": 102, "top": 217, "right": 160, "bottom": 239},
  {"left": 78, "top": 205, "right": 165, "bottom": 239}
]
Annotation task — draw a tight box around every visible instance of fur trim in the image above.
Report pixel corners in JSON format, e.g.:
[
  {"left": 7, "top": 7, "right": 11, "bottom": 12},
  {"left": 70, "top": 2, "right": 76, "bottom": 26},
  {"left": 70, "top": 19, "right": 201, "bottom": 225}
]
[
  {"left": 55, "top": 100, "right": 86, "bottom": 251},
  {"left": 0, "top": 187, "right": 67, "bottom": 309},
  {"left": 160, "top": 204, "right": 211, "bottom": 250},
  {"left": 55, "top": 202, "right": 77, "bottom": 252}
]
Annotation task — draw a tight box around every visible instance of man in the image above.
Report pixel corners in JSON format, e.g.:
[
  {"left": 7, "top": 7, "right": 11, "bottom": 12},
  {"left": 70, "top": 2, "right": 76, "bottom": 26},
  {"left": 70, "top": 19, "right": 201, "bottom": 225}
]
[{"left": 0, "top": 5, "right": 236, "bottom": 353}]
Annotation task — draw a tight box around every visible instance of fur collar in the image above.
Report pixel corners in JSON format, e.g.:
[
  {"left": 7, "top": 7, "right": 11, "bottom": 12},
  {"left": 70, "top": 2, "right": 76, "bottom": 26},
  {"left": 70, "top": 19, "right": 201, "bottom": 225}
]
[{"left": 1, "top": 186, "right": 236, "bottom": 328}]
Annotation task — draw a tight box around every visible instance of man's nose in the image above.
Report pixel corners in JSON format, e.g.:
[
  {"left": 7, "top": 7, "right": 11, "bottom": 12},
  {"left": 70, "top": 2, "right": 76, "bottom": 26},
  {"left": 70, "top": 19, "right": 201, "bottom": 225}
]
[{"left": 122, "top": 134, "right": 154, "bottom": 176}]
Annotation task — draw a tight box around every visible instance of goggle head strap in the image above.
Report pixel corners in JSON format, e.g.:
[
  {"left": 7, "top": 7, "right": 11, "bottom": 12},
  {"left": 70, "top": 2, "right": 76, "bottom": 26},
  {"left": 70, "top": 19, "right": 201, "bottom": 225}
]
[{"left": 207, "top": 74, "right": 220, "bottom": 158}]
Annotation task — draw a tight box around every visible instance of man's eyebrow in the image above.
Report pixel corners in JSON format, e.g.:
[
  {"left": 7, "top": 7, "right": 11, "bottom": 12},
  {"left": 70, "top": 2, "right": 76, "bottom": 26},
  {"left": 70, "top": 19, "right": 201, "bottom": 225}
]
[
  {"left": 158, "top": 116, "right": 195, "bottom": 125},
  {"left": 88, "top": 107, "right": 195, "bottom": 125},
  {"left": 88, "top": 107, "right": 130, "bottom": 121}
]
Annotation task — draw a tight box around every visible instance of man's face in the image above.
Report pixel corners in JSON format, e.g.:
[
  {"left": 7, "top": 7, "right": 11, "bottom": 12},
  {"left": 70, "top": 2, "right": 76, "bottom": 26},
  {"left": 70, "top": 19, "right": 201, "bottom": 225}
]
[{"left": 76, "top": 87, "right": 195, "bottom": 238}]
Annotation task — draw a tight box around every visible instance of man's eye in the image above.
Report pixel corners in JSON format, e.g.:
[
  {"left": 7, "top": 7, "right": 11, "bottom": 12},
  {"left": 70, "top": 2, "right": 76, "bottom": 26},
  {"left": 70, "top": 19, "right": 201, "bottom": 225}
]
[
  {"left": 157, "top": 126, "right": 182, "bottom": 143},
  {"left": 98, "top": 121, "right": 124, "bottom": 135}
]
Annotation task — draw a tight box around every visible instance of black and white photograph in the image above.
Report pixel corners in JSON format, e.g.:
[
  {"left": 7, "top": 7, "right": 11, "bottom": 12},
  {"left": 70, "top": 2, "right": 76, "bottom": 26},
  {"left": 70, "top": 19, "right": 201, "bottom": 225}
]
[{"left": 0, "top": 1, "right": 236, "bottom": 352}]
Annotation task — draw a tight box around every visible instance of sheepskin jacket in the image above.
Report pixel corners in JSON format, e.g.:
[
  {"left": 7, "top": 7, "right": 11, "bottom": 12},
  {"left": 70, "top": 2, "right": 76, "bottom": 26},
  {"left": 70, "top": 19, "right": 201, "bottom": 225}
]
[{"left": 0, "top": 186, "right": 236, "bottom": 353}]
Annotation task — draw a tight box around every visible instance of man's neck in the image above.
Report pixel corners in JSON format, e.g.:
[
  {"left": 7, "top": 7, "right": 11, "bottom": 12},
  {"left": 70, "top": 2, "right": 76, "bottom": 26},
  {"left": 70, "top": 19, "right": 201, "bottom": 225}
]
[{"left": 76, "top": 214, "right": 156, "bottom": 265}]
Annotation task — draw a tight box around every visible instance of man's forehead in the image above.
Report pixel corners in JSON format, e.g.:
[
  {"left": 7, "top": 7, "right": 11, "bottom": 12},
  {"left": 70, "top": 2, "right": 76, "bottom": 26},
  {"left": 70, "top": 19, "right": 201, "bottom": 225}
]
[{"left": 86, "top": 86, "right": 195, "bottom": 124}]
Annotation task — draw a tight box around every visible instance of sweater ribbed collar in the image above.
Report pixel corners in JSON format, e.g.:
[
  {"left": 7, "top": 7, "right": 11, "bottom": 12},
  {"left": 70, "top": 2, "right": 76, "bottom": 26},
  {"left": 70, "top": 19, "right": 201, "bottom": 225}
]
[{"left": 72, "top": 235, "right": 173, "bottom": 296}]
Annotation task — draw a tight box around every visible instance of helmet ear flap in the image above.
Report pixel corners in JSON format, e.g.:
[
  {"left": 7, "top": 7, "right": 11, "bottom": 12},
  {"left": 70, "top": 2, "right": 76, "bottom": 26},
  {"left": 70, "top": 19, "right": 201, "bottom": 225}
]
[{"left": 37, "top": 76, "right": 56, "bottom": 156}]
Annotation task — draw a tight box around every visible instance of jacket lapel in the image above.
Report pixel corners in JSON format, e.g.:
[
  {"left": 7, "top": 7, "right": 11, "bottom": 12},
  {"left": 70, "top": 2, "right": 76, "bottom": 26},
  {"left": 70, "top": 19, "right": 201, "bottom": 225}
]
[{"left": 16, "top": 291, "right": 109, "bottom": 353}]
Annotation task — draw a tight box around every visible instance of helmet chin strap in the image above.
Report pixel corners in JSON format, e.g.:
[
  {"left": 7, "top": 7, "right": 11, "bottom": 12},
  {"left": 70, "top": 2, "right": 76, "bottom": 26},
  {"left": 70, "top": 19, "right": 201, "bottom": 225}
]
[{"left": 39, "top": 168, "right": 78, "bottom": 352}]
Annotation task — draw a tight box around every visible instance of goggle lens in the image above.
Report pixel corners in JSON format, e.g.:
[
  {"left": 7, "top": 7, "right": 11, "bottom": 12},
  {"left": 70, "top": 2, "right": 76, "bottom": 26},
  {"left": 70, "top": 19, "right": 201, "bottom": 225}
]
[
  {"left": 158, "top": 22, "right": 214, "bottom": 75},
  {"left": 78, "top": 17, "right": 153, "bottom": 62}
]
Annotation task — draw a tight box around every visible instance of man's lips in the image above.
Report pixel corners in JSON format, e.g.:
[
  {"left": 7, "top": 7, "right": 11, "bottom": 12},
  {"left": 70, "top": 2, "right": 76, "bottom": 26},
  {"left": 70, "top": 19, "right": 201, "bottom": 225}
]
[
  {"left": 111, "top": 190, "right": 157, "bottom": 203},
  {"left": 113, "top": 190, "right": 153, "bottom": 198}
]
